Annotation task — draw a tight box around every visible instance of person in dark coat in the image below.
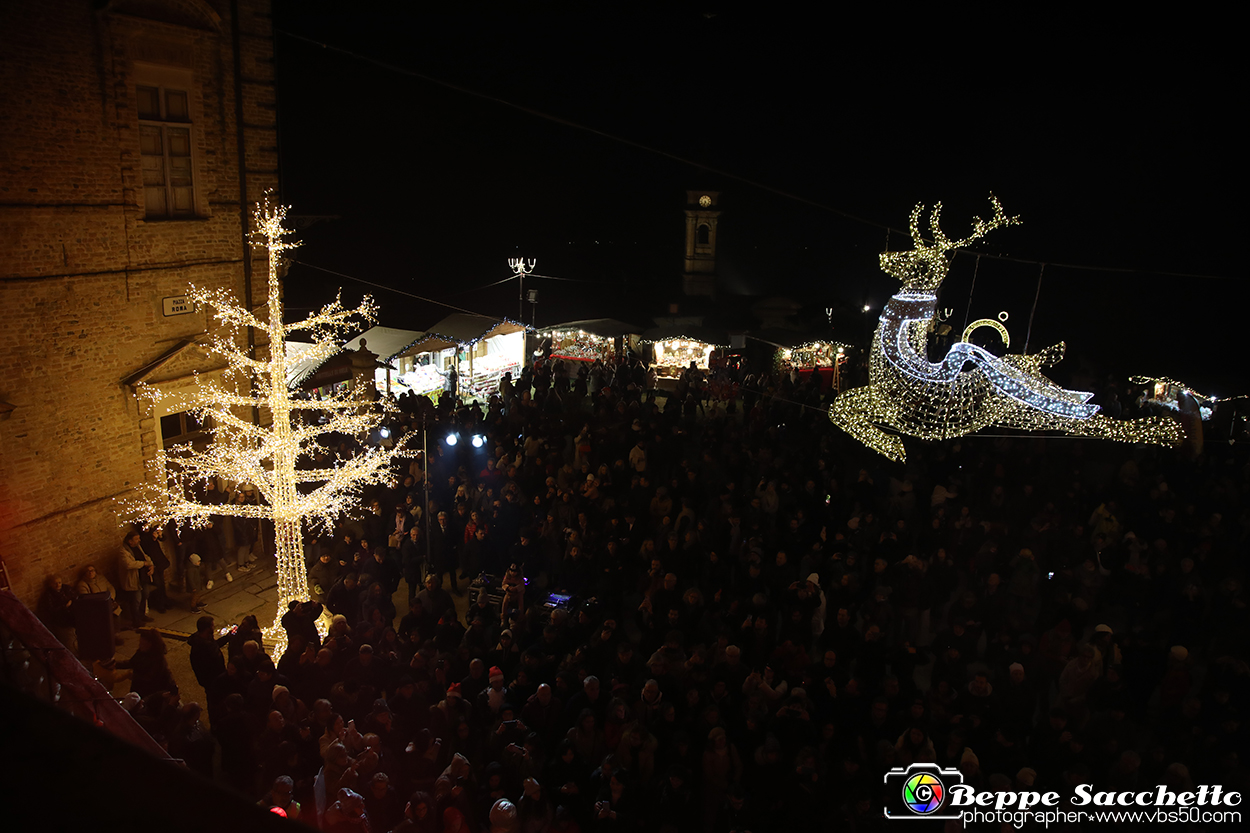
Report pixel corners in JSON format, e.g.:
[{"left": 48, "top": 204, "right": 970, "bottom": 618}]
[
  {"left": 37, "top": 574, "right": 78, "bottom": 652},
  {"left": 309, "top": 552, "right": 341, "bottom": 603},
  {"left": 428, "top": 510, "right": 462, "bottom": 595},
  {"left": 327, "top": 573, "right": 363, "bottom": 624},
  {"left": 281, "top": 600, "right": 324, "bottom": 650},
  {"left": 116, "top": 629, "right": 177, "bottom": 699},
  {"left": 140, "top": 527, "right": 171, "bottom": 613},
  {"left": 399, "top": 525, "right": 427, "bottom": 601},
  {"left": 188, "top": 615, "right": 230, "bottom": 690},
  {"left": 216, "top": 692, "right": 261, "bottom": 795}
]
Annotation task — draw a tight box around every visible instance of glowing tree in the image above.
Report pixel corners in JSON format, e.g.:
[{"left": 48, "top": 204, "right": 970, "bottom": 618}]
[{"left": 121, "top": 196, "right": 411, "bottom": 645}]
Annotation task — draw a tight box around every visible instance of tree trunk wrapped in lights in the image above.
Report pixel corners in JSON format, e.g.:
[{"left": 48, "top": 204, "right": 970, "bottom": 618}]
[{"left": 120, "top": 196, "right": 411, "bottom": 651}]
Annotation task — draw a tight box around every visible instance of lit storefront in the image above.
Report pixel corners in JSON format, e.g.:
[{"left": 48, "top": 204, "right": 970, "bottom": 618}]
[
  {"left": 643, "top": 327, "right": 728, "bottom": 378},
  {"left": 540, "top": 318, "right": 642, "bottom": 363},
  {"left": 780, "top": 339, "right": 852, "bottom": 392},
  {"left": 394, "top": 314, "right": 529, "bottom": 402}
]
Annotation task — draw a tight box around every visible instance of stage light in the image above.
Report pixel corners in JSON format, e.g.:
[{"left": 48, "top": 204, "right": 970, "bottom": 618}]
[
  {"left": 445, "top": 433, "right": 458, "bottom": 446},
  {"left": 471, "top": 434, "right": 486, "bottom": 448}
]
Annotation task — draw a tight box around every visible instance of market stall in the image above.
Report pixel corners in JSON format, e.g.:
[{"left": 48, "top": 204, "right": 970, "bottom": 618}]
[
  {"left": 1130, "top": 375, "right": 1219, "bottom": 421},
  {"left": 540, "top": 318, "right": 643, "bottom": 363},
  {"left": 745, "top": 332, "right": 853, "bottom": 392},
  {"left": 642, "top": 326, "right": 728, "bottom": 379},
  {"left": 783, "top": 339, "right": 853, "bottom": 392},
  {"left": 394, "top": 314, "right": 528, "bottom": 402}
]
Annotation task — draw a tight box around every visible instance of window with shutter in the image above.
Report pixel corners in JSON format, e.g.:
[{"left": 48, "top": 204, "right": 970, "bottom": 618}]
[{"left": 137, "top": 85, "right": 196, "bottom": 219}]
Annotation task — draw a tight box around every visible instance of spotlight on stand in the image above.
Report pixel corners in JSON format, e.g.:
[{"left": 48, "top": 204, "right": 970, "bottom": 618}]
[
  {"left": 379, "top": 427, "right": 391, "bottom": 439},
  {"left": 471, "top": 434, "right": 486, "bottom": 448},
  {"left": 445, "top": 433, "right": 458, "bottom": 446}
]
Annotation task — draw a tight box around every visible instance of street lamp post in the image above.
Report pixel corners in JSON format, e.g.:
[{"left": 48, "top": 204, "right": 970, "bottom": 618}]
[{"left": 509, "top": 257, "right": 536, "bottom": 321}]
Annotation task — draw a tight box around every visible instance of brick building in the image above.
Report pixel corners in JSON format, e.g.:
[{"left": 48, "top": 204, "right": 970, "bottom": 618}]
[{"left": 0, "top": 0, "right": 279, "bottom": 606}]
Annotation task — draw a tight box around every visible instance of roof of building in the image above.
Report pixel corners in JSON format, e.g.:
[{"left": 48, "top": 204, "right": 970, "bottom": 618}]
[
  {"left": 344, "top": 326, "right": 424, "bottom": 362},
  {"left": 541, "top": 318, "right": 645, "bottom": 339},
  {"left": 395, "top": 314, "right": 527, "bottom": 357}
]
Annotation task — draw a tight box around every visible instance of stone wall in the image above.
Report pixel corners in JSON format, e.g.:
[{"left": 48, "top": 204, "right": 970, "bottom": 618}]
[{"left": 0, "top": 0, "right": 279, "bottom": 605}]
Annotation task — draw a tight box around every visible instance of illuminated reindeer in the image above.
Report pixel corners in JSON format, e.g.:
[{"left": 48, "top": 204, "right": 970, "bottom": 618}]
[{"left": 828, "top": 196, "right": 1183, "bottom": 462}]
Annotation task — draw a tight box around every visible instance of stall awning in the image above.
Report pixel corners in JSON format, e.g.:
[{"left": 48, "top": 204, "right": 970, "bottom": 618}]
[
  {"left": 298, "top": 352, "right": 353, "bottom": 390},
  {"left": 345, "top": 326, "right": 424, "bottom": 363},
  {"left": 394, "top": 314, "right": 527, "bottom": 358}
]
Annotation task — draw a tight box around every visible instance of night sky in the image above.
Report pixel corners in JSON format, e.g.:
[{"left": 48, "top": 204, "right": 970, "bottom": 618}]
[{"left": 273, "top": 5, "right": 1245, "bottom": 394}]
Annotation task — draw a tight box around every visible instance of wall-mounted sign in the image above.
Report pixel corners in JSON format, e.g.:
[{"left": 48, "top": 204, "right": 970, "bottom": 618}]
[{"left": 163, "top": 295, "right": 193, "bottom": 317}]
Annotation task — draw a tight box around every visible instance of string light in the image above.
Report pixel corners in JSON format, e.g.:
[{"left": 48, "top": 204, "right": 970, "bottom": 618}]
[
  {"left": 542, "top": 327, "right": 615, "bottom": 362},
  {"left": 118, "top": 195, "right": 414, "bottom": 653},
  {"left": 1127, "top": 374, "right": 1244, "bottom": 421},
  {"left": 829, "top": 196, "right": 1184, "bottom": 462}
]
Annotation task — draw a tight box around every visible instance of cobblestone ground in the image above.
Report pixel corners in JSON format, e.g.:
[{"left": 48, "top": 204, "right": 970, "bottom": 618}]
[{"left": 106, "top": 553, "right": 468, "bottom": 732}]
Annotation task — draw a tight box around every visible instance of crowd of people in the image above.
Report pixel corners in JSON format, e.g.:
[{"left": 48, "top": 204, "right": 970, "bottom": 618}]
[{"left": 41, "top": 353, "right": 1250, "bottom": 831}]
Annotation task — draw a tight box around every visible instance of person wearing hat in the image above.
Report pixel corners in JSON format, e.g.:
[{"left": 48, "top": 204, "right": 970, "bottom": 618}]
[
  {"left": 1091, "top": 623, "right": 1121, "bottom": 674},
  {"left": 478, "top": 665, "right": 510, "bottom": 720},
  {"left": 628, "top": 436, "right": 647, "bottom": 473},
  {"left": 514, "top": 777, "right": 551, "bottom": 832},
  {"left": 430, "top": 683, "right": 473, "bottom": 740},
  {"left": 324, "top": 787, "right": 369, "bottom": 832}
]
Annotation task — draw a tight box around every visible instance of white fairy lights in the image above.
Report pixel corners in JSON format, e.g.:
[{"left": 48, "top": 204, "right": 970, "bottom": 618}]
[
  {"left": 829, "top": 197, "right": 1184, "bottom": 462},
  {"left": 119, "top": 195, "right": 413, "bottom": 652}
]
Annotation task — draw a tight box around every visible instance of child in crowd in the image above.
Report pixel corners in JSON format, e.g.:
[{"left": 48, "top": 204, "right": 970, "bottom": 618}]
[{"left": 186, "top": 553, "right": 206, "bottom": 612}]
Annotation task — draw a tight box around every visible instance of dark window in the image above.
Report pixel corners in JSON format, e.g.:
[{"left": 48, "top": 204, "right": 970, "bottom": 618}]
[
  {"left": 138, "top": 86, "right": 195, "bottom": 218},
  {"left": 697, "top": 224, "right": 710, "bottom": 245},
  {"left": 160, "top": 411, "right": 209, "bottom": 445}
]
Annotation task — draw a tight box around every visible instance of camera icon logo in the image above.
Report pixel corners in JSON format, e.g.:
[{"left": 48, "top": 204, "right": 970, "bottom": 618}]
[
  {"left": 884, "top": 763, "right": 965, "bottom": 820},
  {"left": 902, "top": 771, "right": 944, "bottom": 814}
]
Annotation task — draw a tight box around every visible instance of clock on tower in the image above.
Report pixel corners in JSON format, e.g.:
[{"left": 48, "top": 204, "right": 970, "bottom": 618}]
[{"left": 683, "top": 190, "right": 720, "bottom": 296}]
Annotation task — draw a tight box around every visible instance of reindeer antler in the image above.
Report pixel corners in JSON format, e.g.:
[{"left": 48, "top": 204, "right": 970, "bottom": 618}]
[
  {"left": 908, "top": 203, "right": 928, "bottom": 250},
  {"left": 935, "top": 194, "right": 1020, "bottom": 253},
  {"left": 882, "top": 196, "right": 1020, "bottom": 292}
]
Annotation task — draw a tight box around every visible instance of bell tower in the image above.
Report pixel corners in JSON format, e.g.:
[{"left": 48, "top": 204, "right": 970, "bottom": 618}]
[{"left": 682, "top": 190, "right": 720, "bottom": 296}]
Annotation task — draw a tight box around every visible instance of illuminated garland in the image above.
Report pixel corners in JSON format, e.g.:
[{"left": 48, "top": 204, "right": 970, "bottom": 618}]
[
  {"left": 829, "top": 197, "right": 1183, "bottom": 462},
  {"left": 395, "top": 318, "right": 530, "bottom": 358},
  {"left": 118, "top": 195, "right": 414, "bottom": 652}
]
